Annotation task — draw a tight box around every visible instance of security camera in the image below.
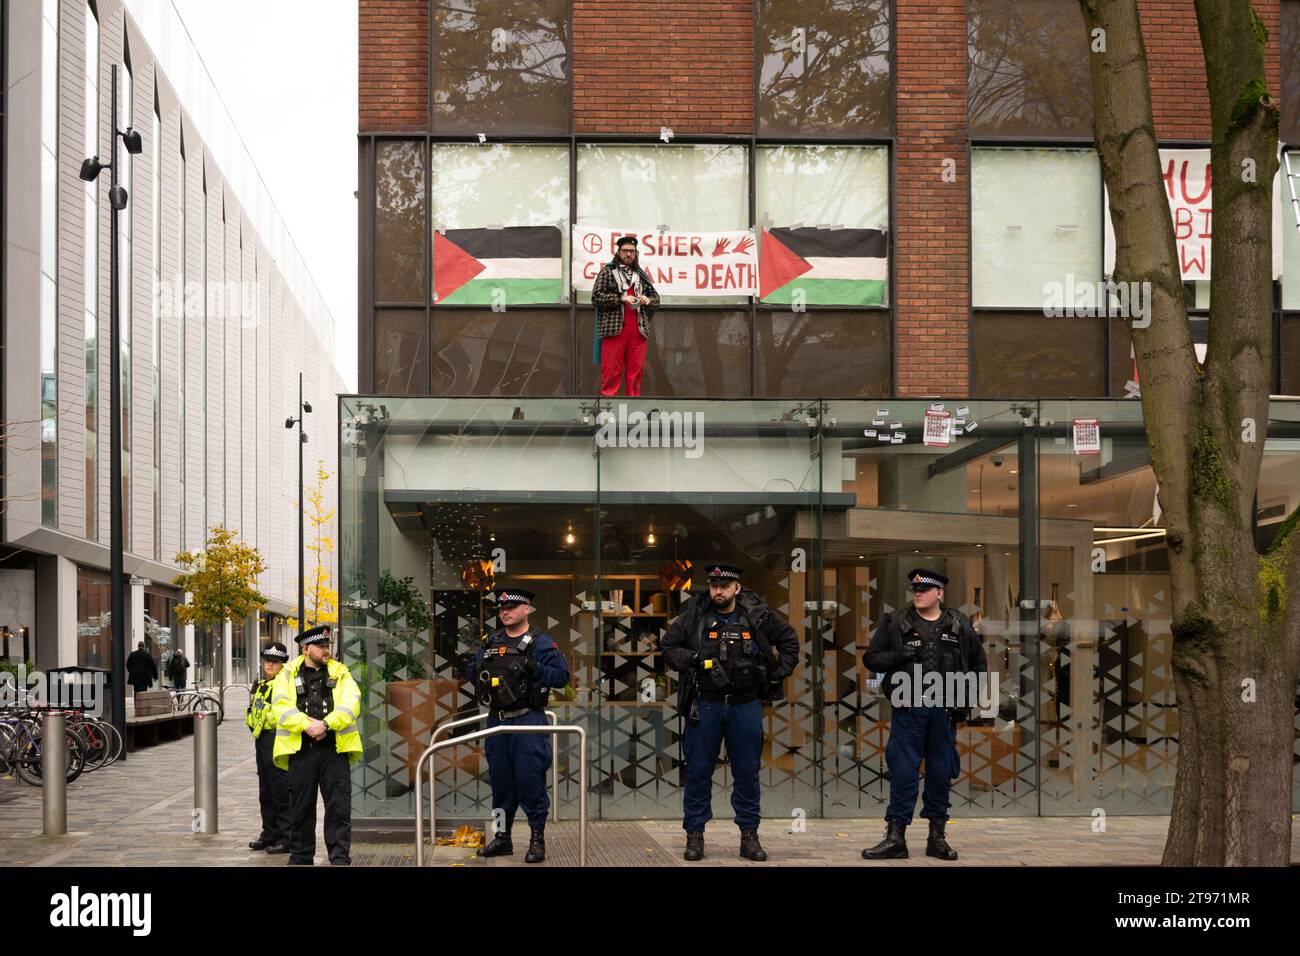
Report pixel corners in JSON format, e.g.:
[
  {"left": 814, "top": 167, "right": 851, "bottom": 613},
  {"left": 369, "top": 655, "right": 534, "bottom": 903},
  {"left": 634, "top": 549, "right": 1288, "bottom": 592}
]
[{"left": 991, "top": 457, "right": 1004, "bottom": 467}]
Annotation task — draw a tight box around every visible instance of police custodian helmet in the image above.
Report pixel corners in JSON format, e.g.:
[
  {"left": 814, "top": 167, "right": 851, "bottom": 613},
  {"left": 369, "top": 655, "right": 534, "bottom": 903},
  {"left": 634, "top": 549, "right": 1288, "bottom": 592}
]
[
  {"left": 493, "top": 587, "right": 536, "bottom": 608},
  {"left": 295, "top": 624, "right": 333, "bottom": 647},
  {"left": 704, "top": 563, "right": 744, "bottom": 584},
  {"left": 906, "top": 569, "right": 949, "bottom": 592}
]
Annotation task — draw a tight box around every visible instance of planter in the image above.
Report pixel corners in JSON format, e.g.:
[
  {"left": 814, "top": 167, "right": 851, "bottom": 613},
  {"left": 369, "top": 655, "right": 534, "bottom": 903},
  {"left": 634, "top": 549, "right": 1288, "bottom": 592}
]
[{"left": 385, "top": 678, "right": 478, "bottom": 788}]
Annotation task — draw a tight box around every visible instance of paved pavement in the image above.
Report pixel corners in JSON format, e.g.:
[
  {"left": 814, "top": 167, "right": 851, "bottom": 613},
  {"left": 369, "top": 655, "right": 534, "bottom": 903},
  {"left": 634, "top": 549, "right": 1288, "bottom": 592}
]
[{"left": 3, "top": 688, "right": 1297, "bottom": 867}]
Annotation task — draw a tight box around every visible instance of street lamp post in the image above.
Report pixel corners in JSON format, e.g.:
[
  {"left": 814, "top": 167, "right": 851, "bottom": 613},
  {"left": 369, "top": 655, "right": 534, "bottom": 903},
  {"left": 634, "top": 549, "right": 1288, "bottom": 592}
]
[
  {"left": 285, "top": 373, "right": 310, "bottom": 633},
  {"left": 81, "top": 65, "right": 141, "bottom": 754}
]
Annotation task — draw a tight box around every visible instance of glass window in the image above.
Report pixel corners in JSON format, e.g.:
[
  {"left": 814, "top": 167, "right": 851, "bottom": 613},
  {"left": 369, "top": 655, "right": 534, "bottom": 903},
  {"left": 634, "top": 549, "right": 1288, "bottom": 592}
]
[
  {"left": 85, "top": 1, "right": 100, "bottom": 540},
  {"left": 144, "top": 589, "right": 177, "bottom": 675},
  {"left": 756, "top": 145, "right": 889, "bottom": 306},
  {"left": 432, "top": 0, "right": 569, "bottom": 135},
  {"left": 77, "top": 567, "right": 113, "bottom": 667},
  {"left": 430, "top": 144, "right": 569, "bottom": 306},
  {"left": 1037, "top": 400, "right": 1174, "bottom": 811},
  {"left": 972, "top": 148, "right": 1102, "bottom": 308},
  {"left": 1284, "top": 151, "right": 1300, "bottom": 311},
  {"left": 972, "top": 313, "right": 1105, "bottom": 397},
  {"left": 41, "top": 0, "right": 60, "bottom": 527},
  {"left": 1283, "top": 315, "right": 1300, "bottom": 395},
  {"left": 375, "top": 310, "right": 428, "bottom": 395},
  {"left": 1282, "top": 1, "right": 1300, "bottom": 145},
  {"left": 757, "top": 0, "right": 891, "bottom": 137},
  {"left": 375, "top": 141, "right": 426, "bottom": 304},
  {"left": 577, "top": 144, "right": 749, "bottom": 305},
  {"left": 755, "top": 312, "right": 891, "bottom": 396},
  {"left": 577, "top": 310, "right": 752, "bottom": 396},
  {"left": 153, "top": 107, "right": 162, "bottom": 560},
  {"left": 968, "top": 0, "right": 1094, "bottom": 138},
  {"left": 431, "top": 310, "right": 570, "bottom": 395}
]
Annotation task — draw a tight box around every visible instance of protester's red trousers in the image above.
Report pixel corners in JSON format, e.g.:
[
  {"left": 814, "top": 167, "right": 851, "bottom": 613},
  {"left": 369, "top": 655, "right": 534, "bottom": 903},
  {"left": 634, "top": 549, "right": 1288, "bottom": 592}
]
[{"left": 599, "top": 310, "right": 646, "bottom": 396}]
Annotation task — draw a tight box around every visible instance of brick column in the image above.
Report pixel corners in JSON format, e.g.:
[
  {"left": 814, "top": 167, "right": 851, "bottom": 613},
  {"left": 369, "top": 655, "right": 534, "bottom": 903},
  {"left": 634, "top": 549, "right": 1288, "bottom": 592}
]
[
  {"left": 359, "top": 0, "right": 428, "bottom": 132},
  {"left": 894, "top": 1, "right": 969, "bottom": 396}
]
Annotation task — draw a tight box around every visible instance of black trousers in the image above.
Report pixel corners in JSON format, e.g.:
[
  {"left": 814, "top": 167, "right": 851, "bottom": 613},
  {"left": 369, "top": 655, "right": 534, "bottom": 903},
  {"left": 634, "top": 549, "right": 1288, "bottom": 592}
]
[
  {"left": 254, "top": 732, "right": 291, "bottom": 844},
  {"left": 287, "top": 741, "right": 352, "bottom": 865}
]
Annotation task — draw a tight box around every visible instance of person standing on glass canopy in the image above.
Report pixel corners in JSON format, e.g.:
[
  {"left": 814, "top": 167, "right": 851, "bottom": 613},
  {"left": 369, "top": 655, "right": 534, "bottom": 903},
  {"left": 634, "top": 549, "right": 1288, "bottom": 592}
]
[{"left": 592, "top": 235, "right": 660, "bottom": 397}]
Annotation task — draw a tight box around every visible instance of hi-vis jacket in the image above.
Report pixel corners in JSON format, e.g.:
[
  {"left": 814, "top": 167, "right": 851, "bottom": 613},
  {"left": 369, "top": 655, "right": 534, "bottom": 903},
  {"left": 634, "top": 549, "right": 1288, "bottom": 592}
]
[
  {"left": 270, "top": 655, "right": 362, "bottom": 771},
  {"left": 245, "top": 677, "right": 277, "bottom": 736}
]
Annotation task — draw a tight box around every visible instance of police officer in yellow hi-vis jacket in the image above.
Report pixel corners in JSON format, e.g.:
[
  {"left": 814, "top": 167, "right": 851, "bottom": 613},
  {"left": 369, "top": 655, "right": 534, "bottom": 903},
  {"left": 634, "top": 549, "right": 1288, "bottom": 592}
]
[
  {"left": 247, "top": 642, "right": 291, "bottom": 854},
  {"left": 271, "top": 624, "right": 362, "bottom": 865}
]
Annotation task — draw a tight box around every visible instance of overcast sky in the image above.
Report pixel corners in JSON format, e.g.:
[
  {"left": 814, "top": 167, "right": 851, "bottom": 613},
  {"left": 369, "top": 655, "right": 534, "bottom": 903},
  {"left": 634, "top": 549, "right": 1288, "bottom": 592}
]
[{"left": 172, "top": 0, "right": 358, "bottom": 390}]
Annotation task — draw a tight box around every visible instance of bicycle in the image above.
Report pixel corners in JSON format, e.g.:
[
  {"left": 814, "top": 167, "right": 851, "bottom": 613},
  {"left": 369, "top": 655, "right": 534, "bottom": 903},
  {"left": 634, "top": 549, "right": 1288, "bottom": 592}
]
[
  {"left": 0, "top": 709, "right": 87, "bottom": 785},
  {"left": 170, "top": 681, "right": 224, "bottom": 725},
  {"left": 64, "top": 710, "right": 123, "bottom": 771}
]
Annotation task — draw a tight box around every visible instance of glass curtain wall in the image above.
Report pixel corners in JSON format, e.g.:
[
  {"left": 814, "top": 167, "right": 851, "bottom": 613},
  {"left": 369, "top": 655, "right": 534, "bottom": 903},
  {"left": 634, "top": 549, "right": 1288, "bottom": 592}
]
[{"left": 340, "top": 397, "right": 1300, "bottom": 820}]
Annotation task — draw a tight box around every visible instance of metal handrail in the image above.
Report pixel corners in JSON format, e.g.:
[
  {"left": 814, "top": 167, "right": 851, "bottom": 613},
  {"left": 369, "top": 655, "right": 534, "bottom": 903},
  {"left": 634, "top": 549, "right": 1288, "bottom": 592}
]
[
  {"left": 414, "top": 723, "right": 588, "bottom": 867},
  {"left": 428, "top": 709, "right": 560, "bottom": 821}
]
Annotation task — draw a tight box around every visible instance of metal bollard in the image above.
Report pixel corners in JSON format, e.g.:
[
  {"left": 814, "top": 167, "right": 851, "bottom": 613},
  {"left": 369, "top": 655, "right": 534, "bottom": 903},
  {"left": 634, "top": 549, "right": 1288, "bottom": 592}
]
[
  {"left": 42, "top": 712, "right": 67, "bottom": 836},
  {"left": 193, "top": 709, "right": 218, "bottom": 834}
]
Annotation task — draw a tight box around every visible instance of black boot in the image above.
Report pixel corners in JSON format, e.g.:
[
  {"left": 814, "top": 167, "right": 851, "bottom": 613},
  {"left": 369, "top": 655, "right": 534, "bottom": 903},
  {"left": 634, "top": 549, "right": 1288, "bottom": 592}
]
[
  {"left": 477, "top": 831, "right": 513, "bottom": 857},
  {"left": 524, "top": 825, "right": 546, "bottom": 863},
  {"left": 683, "top": 831, "right": 705, "bottom": 861},
  {"left": 926, "top": 820, "right": 958, "bottom": 860},
  {"left": 739, "top": 828, "right": 767, "bottom": 861},
  {"left": 248, "top": 839, "right": 270, "bottom": 850},
  {"left": 861, "top": 820, "right": 909, "bottom": 859}
]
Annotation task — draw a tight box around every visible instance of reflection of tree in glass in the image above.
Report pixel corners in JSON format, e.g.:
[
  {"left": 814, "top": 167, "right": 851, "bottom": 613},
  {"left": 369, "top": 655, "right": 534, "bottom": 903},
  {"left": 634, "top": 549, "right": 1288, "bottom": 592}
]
[
  {"left": 759, "top": 146, "right": 888, "bottom": 232},
  {"left": 375, "top": 142, "right": 425, "bottom": 303},
  {"left": 433, "top": 0, "right": 568, "bottom": 134},
  {"left": 429, "top": 144, "right": 567, "bottom": 228},
  {"left": 754, "top": 313, "right": 889, "bottom": 396},
  {"left": 967, "top": 0, "right": 1093, "bottom": 137},
  {"left": 577, "top": 146, "right": 748, "bottom": 230},
  {"left": 431, "top": 312, "right": 567, "bottom": 394},
  {"left": 758, "top": 0, "right": 891, "bottom": 136},
  {"left": 641, "top": 314, "right": 750, "bottom": 396}
]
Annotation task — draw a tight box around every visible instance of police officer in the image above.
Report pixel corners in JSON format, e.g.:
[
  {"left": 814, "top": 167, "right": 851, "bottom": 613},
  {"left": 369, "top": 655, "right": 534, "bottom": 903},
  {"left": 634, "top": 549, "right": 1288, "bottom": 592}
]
[
  {"left": 246, "top": 642, "right": 291, "bottom": 854},
  {"left": 861, "top": 569, "right": 987, "bottom": 861},
  {"left": 660, "top": 563, "right": 800, "bottom": 862},
  {"left": 270, "top": 624, "right": 362, "bottom": 866},
  {"left": 468, "top": 587, "right": 570, "bottom": 863}
]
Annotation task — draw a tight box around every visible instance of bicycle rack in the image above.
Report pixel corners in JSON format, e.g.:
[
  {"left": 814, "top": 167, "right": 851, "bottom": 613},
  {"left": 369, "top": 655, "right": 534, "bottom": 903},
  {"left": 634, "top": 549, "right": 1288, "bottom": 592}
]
[
  {"left": 427, "top": 710, "right": 561, "bottom": 820},
  {"left": 414, "top": 722, "right": 588, "bottom": 867}
]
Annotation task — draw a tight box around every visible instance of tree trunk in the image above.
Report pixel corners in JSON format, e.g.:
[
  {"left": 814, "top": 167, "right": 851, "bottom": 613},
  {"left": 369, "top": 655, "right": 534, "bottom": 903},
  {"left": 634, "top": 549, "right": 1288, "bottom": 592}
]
[{"left": 1079, "top": 0, "right": 1299, "bottom": 865}]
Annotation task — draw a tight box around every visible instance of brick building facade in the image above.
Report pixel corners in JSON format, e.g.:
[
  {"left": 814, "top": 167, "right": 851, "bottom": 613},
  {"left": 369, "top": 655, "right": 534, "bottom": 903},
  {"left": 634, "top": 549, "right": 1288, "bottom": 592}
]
[
  {"left": 338, "top": 2, "right": 1300, "bottom": 824},
  {"left": 357, "top": 0, "right": 1298, "bottom": 399}
]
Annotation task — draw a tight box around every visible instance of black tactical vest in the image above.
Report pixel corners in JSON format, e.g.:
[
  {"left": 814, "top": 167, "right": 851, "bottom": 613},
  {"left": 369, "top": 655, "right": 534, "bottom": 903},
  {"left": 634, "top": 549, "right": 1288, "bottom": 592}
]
[
  {"left": 700, "top": 612, "right": 766, "bottom": 696},
  {"left": 474, "top": 631, "right": 549, "bottom": 712},
  {"left": 905, "top": 611, "right": 964, "bottom": 677},
  {"left": 296, "top": 666, "right": 336, "bottom": 720}
]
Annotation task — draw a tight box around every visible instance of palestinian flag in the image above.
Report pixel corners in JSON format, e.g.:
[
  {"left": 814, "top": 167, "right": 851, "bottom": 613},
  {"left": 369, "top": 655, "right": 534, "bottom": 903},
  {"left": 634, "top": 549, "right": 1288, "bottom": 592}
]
[
  {"left": 759, "top": 226, "right": 887, "bottom": 305},
  {"left": 433, "top": 225, "right": 563, "bottom": 305}
]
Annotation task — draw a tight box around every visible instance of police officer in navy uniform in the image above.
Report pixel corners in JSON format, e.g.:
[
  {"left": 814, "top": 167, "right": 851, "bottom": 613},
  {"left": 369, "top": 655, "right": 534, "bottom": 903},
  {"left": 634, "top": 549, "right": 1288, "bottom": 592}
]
[
  {"left": 660, "top": 563, "right": 800, "bottom": 862},
  {"left": 862, "top": 569, "right": 986, "bottom": 861},
  {"left": 468, "top": 587, "right": 571, "bottom": 863}
]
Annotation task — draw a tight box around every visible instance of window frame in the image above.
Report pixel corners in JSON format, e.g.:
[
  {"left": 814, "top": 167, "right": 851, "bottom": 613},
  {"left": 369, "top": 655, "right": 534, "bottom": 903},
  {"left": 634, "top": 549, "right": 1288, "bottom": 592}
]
[{"left": 365, "top": 3, "right": 903, "bottom": 397}]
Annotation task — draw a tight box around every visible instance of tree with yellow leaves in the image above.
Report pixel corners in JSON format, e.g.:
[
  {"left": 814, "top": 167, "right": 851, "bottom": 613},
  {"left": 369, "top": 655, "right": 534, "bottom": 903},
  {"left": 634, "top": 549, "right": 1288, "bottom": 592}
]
[
  {"left": 174, "top": 524, "right": 268, "bottom": 706},
  {"left": 288, "top": 460, "right": 338, "bottom": 632}
]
